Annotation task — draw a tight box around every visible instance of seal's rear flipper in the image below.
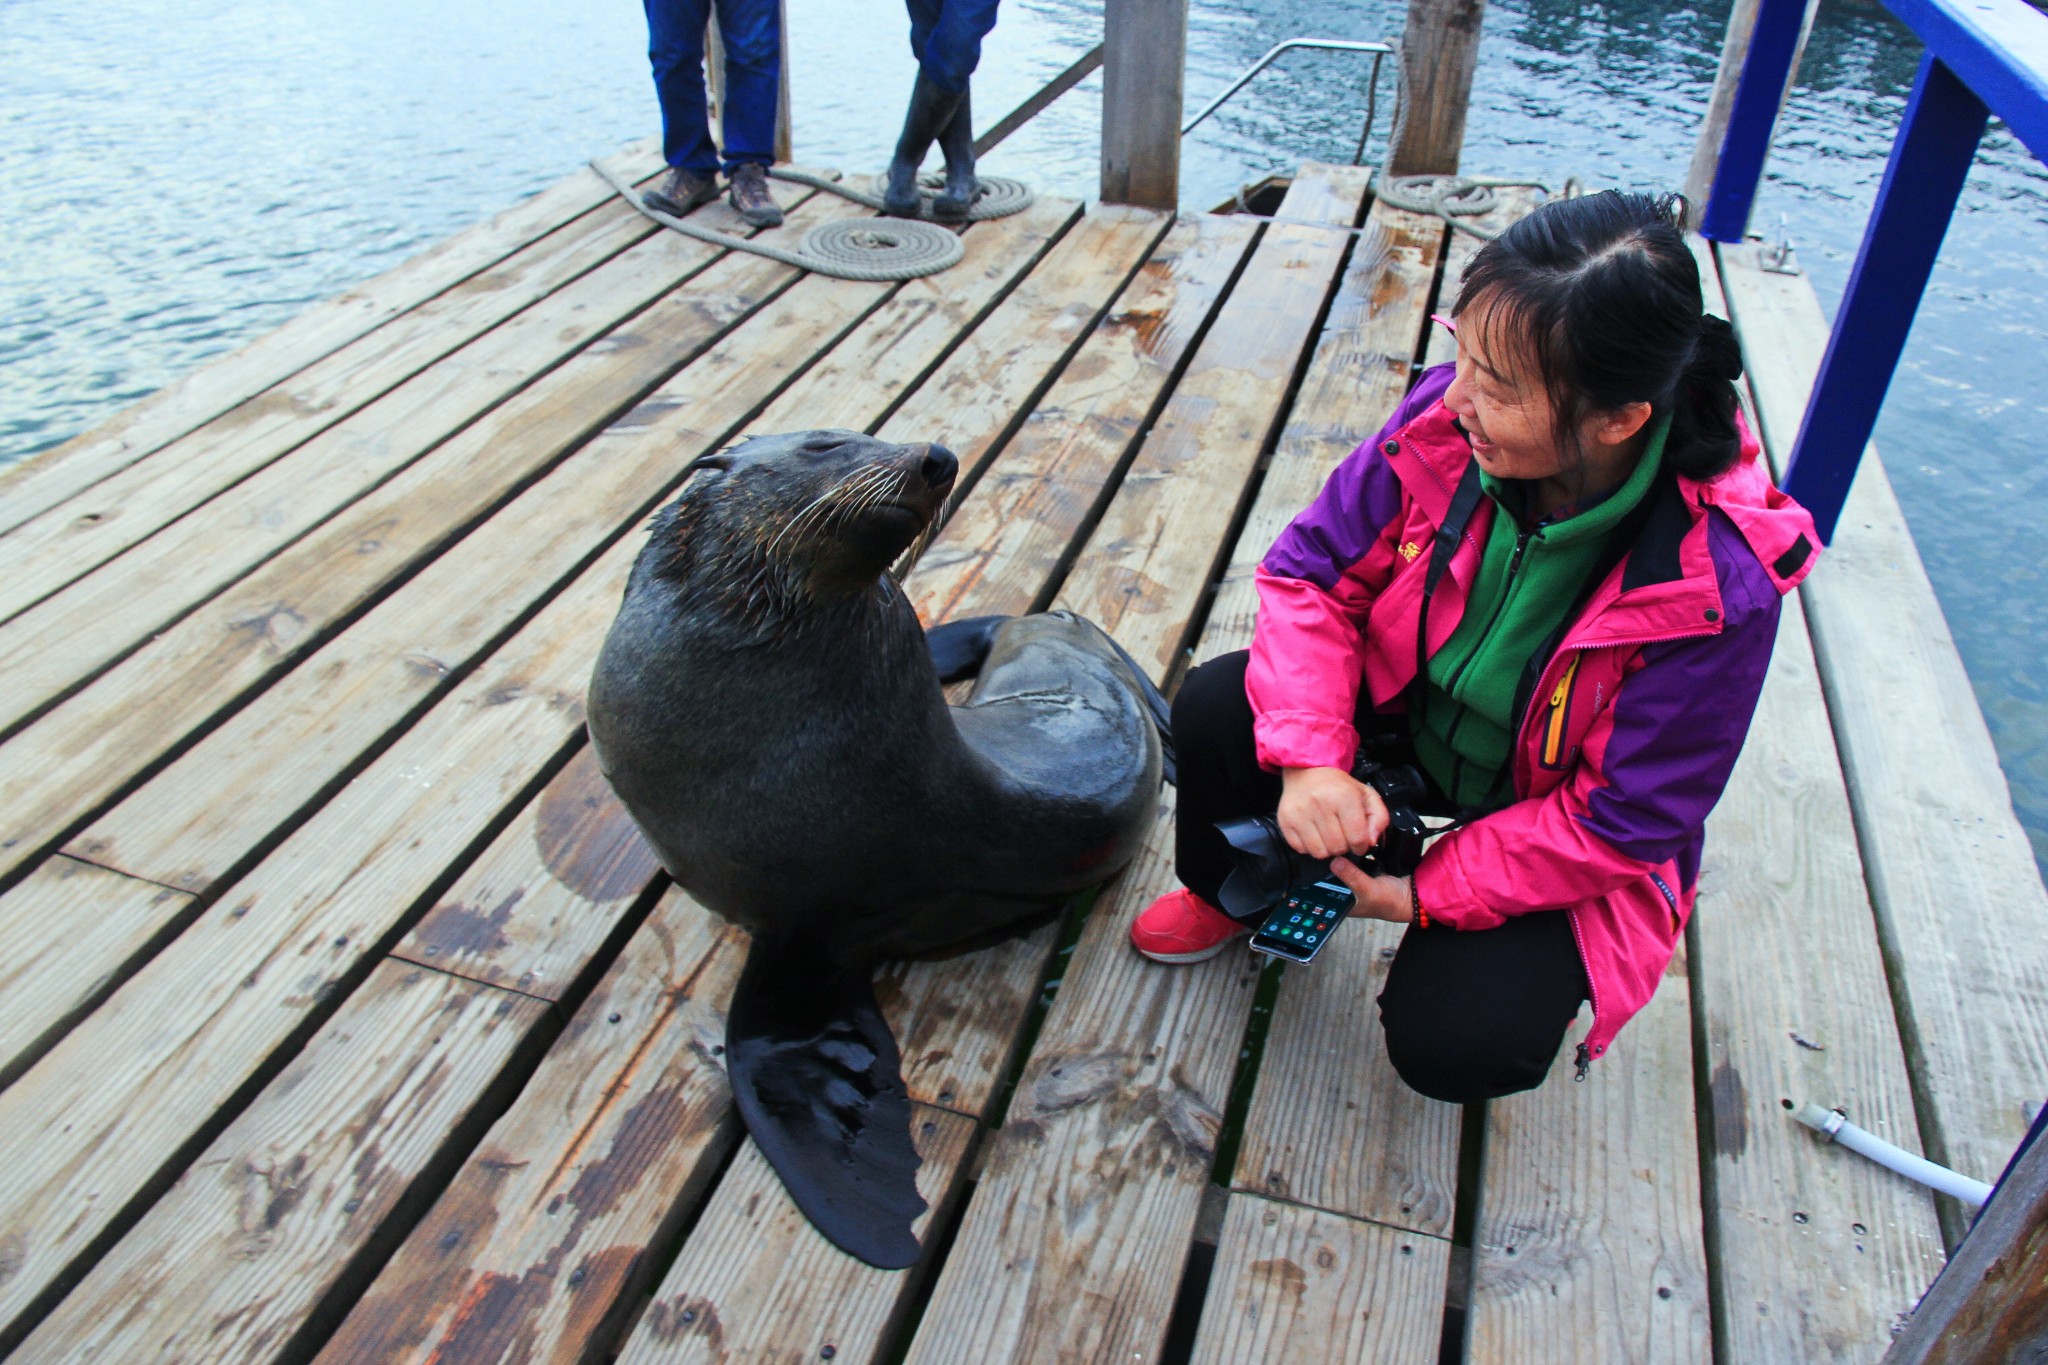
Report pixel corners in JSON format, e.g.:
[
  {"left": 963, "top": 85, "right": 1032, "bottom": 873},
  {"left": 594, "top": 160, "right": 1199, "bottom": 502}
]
[
  {"left": 924, "top": 614, "right": 1011, "bottom": 683},
  {"left": 726, "top": 938, "right": 927, "bottom": 1269}
]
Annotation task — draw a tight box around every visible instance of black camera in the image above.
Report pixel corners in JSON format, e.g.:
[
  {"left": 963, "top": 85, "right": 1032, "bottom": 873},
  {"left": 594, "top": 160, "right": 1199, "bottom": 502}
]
[{"left": 1213, "top": 762, "right": 1430, "bottom": 922}]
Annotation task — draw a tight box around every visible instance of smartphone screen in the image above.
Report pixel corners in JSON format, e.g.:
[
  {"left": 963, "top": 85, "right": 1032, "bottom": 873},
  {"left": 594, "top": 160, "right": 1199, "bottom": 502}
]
[{"left": 1248, "top": 878, "right": 1354, "bottom": 964}]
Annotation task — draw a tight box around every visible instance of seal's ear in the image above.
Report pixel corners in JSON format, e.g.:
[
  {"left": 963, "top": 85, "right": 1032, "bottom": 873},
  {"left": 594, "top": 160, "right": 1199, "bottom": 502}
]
[{"left": 682, "top": 449, "right": 736, "bottom": 477}]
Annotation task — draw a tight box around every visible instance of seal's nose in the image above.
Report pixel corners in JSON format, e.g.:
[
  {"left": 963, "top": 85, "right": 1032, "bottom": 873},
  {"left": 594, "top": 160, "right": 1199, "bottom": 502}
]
[{"left": 918, "top": 444, "right": 958, "bottom": 490}]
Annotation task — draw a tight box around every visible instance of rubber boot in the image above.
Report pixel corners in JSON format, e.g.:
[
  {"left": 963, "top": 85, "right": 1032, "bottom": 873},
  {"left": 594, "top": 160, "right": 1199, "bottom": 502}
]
[
  {"left": 883, "top": 72, "right": 963, "bottom": 218},
  {"left": 931, "top": 83, "right": 979, "bottom": 221}
]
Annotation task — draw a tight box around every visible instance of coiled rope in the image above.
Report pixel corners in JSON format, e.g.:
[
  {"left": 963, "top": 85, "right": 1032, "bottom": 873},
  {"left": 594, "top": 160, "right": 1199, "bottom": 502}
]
[
  {"left": 771, "top": 166, "right": 1035, "bottom": 222},
  {"left": 591, "top": 160, "right": 1034, "bottom": 282},
  {"left": 1366, "top": 46, "right": 1548, "bottom": 240},
  {"left": 1217, "top": 40, "right": 1553, "bottom": 241}
]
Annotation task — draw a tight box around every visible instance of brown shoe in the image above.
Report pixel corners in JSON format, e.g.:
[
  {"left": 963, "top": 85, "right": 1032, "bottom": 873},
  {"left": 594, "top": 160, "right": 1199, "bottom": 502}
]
[
  {"left": 643, "top": 167, "right": 719, "bottom": 218},
  {"left": 727, "top": 162, "right": 784, "bottom": 228}
]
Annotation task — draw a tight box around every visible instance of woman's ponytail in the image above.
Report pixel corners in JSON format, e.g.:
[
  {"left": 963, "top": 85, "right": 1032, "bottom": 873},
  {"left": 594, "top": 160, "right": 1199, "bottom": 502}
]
[{"left": 1665, "top": 313, "right": 1745, "bottom": 481}]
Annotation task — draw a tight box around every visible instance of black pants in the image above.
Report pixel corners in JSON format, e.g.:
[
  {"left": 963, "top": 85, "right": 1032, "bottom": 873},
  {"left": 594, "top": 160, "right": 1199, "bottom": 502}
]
[{"left": 1174, "top": 651, "right": 1589, "bottom": 1104}]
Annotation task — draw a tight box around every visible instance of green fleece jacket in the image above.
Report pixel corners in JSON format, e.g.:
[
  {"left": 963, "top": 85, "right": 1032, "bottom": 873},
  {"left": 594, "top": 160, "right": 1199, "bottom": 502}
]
[{"left": 1411, "top": 419, "right": 1669, "bottom": 807}]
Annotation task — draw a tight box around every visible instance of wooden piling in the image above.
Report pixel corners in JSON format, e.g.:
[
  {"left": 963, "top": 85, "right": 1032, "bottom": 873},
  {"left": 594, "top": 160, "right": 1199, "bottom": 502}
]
[
  {"left": 1683, "top": 0, "right": 1820, "bottom": 222},
  {"left": 1879, "top": 1124, "right": 2048, "bottom": 1361},
  {"left": 1100, "top": 0, "right": 1189, "bottom": 208},
  {"left": 1391, "top": 0, "right": 1487, "bottom": 176}
]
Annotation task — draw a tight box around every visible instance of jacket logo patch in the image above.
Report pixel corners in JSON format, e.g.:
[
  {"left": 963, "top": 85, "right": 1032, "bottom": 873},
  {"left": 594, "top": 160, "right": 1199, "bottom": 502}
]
[{"left": 1399, "top": 541, "right": 1422, "bottom": 562}]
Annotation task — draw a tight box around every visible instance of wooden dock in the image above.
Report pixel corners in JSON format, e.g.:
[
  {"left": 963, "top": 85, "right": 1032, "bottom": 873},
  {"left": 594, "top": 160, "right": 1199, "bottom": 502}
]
[{"left": 0, "top": 137, "right": 2042, "bottom": 1364}]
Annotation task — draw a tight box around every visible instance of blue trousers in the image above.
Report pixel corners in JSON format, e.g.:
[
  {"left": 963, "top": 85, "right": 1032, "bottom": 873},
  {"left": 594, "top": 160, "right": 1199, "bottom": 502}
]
[
  {"left": 644, "top": 0, "right": 781, "bottom": 174},
  {"left": 907, "top": 0, "right": 1001, "bottom": 94}
]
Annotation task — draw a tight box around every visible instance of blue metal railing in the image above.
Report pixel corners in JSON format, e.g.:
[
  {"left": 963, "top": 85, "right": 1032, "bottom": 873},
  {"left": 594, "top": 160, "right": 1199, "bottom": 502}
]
[{"left": 1700, "top": 0, "right": 2048, "bottom": 542}]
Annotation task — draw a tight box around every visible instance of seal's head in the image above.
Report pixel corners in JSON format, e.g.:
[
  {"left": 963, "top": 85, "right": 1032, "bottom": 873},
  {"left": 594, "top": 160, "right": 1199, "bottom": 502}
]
[{"left": 651, "top": 429, "right": 957, "bottom": 621}]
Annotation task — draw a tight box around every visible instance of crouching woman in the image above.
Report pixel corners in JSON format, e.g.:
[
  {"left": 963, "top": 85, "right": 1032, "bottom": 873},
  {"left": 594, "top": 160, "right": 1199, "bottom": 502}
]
[{"left": 1129, "top": 191, "right": 1820, "bottom": 1103}]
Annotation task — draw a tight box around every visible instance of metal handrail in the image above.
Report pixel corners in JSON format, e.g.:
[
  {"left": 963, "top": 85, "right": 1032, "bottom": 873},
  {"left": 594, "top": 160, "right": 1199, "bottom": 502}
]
[
  {"left": 1180, "top": 38, "right": 1396, "bottom": 138},
  {"left": 1702, "top": 0, "right": 2048, "bottom": 540}
]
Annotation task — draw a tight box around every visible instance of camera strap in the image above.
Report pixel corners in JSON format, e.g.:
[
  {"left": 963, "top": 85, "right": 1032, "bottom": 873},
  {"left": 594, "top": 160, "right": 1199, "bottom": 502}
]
[{"left": 1412, "top": 458, "right": 1488, "bottom": 693}]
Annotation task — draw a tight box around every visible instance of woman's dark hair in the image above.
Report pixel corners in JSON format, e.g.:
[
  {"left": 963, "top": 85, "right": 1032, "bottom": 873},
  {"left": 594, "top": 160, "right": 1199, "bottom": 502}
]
[{"left": 1452, "top": 190, "right": 1746, "bottom": 483}]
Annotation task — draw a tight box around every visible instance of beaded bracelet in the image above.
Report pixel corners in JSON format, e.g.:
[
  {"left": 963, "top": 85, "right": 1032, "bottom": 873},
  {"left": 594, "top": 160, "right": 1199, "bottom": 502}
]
[{"left": 1410, "top": 879, "right": 1430, "bottom": 930}]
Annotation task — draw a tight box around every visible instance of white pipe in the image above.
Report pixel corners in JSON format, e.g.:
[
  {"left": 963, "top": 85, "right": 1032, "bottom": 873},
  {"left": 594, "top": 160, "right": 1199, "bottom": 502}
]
[{"left": 1791, "top": 1103, "right": 1994, "bottom": 1207}]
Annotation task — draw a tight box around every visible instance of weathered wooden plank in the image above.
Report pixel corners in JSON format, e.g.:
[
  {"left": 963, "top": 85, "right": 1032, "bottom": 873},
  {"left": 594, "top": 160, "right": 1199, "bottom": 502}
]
[
  {"left": 0, "top": 189, "right": 801, "bottom": 738},
  {"left": 1187, "top": 1194, "right": 1452, "bottom": 1364},
  {"left": 56, "top": 200, "right": 1072, "bottom": 897},
  {"left": 900, "top": 166, "right": 1370, "bottom": 1365},
  {"left": 0, "top": 174, "right": 672, "bottom": 625},
  {"left": 874, "top": 204, "right": 1171, "bottom": 468},
  {"left": 905, "top": 212, "right": 1262, "bottom": 627},
  {"left": 392, "top": 747, "right": 666, "bottom": 1000},
  {"left": 0, "top": 204, "right": 1080, "bottom": 1340},
  {"left": 901, "top": 790, "right": 1260, "bottom": 1365},
  {"left": 0, "top": 138, "right": 663, "bottom": 539},
  {"left": 1050, "top": 165, "right": 1373, "bottom": 681},
  {"left": 1168, "top": 192, "right": 1458, "bottom": 1361},
  {"left": 1231, "top": 921, "right": 1460, "bottom": 1235},
  {"left": 1210, "top": 198, "right": 1462, "bottom": 1240},
  {"left": 1467, "top": 964, "right": 1712, "bottom": 1365},
  {"left": 1687, "top": 241, "right": 1944, "bottom": 1361},
  {"left": 315, "top": 891, "right": 749, "bottom": 1365},
  {"left": 739, "top": 198, "right": 1079, "bottom": 438},
  {"left": 0, "top": 546, "right": 633, "bottom": 1344},
  {"left": 614, "top": 1105, "right": 977, "bottom": 1365},
  {"left": 1692, "top": 592, "right": 1945, "bottom": 1359},
  {"left": 1718, "top": 239, "right": 2048, "bottom": 1240},
  {"left": 0, "top": 855, "right": 192, "bottom": 1089},
  {"left": 12, "top": 961, "right": 548, "bottom": 1364}
]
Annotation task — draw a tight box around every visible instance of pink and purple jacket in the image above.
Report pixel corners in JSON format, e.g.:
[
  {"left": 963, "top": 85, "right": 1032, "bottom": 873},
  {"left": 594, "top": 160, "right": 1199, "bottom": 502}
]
[{"left": 1248, "top": 364, "right": 1820, "bottom": 1062}]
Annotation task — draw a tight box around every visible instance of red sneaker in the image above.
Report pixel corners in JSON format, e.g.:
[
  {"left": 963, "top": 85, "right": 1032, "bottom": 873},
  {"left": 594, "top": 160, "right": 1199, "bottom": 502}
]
[{"left": 1130, "top": 888, "right": 1250, "bottom": 963}]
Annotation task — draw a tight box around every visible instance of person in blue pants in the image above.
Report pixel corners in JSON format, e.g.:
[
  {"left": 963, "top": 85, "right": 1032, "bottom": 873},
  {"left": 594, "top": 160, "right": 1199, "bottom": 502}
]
[
  {"left": 642, "top": 0, "right": 784, "bottom": 227},
  {"left": 883, "top": 0, "right": 1001, "bottom": 220}
]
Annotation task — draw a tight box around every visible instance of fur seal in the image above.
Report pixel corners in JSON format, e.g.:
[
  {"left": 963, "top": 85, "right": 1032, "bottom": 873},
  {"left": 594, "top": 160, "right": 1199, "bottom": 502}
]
[{"left": 587, "top": 429, "right": 1166, "bottom": 1268}]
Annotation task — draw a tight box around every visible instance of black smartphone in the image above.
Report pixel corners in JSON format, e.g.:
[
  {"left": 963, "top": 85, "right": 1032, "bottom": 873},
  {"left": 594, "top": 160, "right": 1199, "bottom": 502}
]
[{"left": 1248, "top": 877, "right": 1354, "bottom": 964}]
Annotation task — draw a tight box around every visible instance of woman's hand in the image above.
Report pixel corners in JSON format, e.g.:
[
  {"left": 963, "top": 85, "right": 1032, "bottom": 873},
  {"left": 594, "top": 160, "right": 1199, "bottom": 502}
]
[
  {"left": 1329, "top": 862, "right": 1414, "bottom": 924},
  {"left": 1277, "top": 766, "right": 1388, "bottom": 860}
]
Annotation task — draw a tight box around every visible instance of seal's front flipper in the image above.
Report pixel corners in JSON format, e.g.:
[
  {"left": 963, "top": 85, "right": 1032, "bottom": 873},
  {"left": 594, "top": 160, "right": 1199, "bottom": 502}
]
[
  {"left": 924, "top": 614, "right": 1011, "bottom": 683},
  {"left": 725, "top": 938, "right": 926, "bottom": 1269}
]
